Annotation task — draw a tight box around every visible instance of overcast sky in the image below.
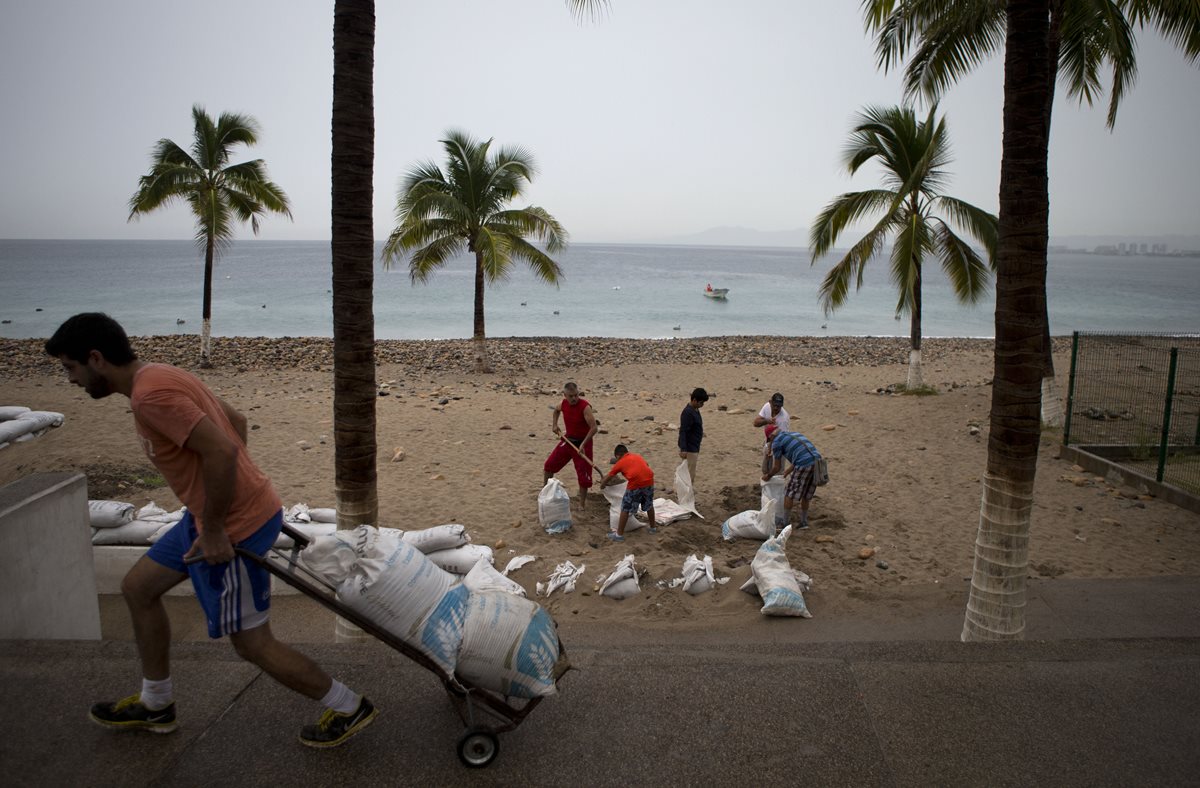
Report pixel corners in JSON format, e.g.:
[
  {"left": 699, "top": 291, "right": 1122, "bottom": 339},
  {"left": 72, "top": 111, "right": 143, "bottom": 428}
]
[{"left": 2, "top": 0, "right": 1197, "bottom": 244}]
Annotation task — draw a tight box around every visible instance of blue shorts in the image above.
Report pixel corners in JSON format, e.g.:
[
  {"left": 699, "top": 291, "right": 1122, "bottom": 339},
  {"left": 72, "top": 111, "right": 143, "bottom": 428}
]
[
  {"left": 146, "top": 509, "right": 283, "bottom": 639},
  {"left": 620, "top": 485, "right": 654, "bottom": 514}
]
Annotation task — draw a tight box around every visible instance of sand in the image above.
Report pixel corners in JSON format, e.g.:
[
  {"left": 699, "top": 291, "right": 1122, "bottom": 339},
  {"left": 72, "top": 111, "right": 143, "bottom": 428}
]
[{"left": 2, "top": 335, "right": 1196, "bottom": 632}]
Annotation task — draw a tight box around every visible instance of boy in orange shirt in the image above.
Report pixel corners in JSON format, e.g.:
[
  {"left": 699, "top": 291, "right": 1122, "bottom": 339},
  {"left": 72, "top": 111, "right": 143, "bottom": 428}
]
[{"left": 600, "top": 444, "right": 657, "bottom": 541}]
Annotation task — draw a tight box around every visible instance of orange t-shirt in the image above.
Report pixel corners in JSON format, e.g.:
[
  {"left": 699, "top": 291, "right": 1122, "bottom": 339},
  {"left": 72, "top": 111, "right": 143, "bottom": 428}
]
[
  {"left": 611, "top": 452, "right": 654, "bottom": 491},
  {"left": 131, "top": 363, "right": 281, "bottom": 542}
]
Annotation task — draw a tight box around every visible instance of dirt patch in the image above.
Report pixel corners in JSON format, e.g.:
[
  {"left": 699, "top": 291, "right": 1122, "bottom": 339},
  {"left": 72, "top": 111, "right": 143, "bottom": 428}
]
[{"left": 78, "top": 463, "right": 167, "bottom": 500}]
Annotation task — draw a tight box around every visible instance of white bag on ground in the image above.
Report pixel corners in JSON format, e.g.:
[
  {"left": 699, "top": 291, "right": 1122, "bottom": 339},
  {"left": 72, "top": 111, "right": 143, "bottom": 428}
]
[
  {"left": 536, "top": 560, "right": 585, "bottom": 596},
  {"left": 307, "top": 507, "right": 337, "bottom": 523},
  {"left": 337, "top": 530, "right": 468, "bottom": 674},
  {"left": 457, "top": 590, "right": 561, "bottom": 698},
  {"left": 503, "top": 555, "right": 537, "bottom": 576},
  {"left": 401, "top": 523, "right": 470, "bottom": 553},
  {"left": 0, "top": 406, "right": 31, "bottom": 420},
  {"left": 425, "top": 543, "right": 494, "bottom": 575},
  {"left": 681, "top": 554, "right": 719, "bottom": 595},
  {"left": 749, "top": 525, "right": 812, "bottom": 617},
  {"left": 601, "top": 481, "right": 648, "bottom": 532},
  {"left": 464, "top": 558, "right": 527, "bottom": 597},
  {"left": 538, "top": 479, "right": 573, "bottom": 534},
  {"left": 275, "top": 522, "right": 338, "bottom": 549},
  {"left": 599, "top": 554, "right": 641, "bottom": 600},
  {"left": 652, "top": 498, "right": 694, "bottom": 525},
  {"left": 88, "top": 500, "right": 135, "bottom": 528},
  {"left": 721, "top": 498, "right": 776, "bottom": 541},
  {"left": 741, "top": 568, "right": 813, "bottom": 596},
  {"left": 91, "top": 520, "right": 166, "bottom": 545},
  {"left": 298, "top": 524, "right": 402, "bottom": 585}
]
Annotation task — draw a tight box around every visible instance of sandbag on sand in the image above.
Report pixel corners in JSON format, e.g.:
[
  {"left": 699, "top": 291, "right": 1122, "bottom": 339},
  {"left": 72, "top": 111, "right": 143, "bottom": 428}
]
[
  {"left": 0, "top": 410, "right": 64, "bottom": 446},
  {"left": 538, "top": 479, "right": 572, "bottom": 534},
  {"left": 464, "top": 558, "right": 527, "bottom": 597},
  {"left": 537, "top": 561, "right": 585, "bottom": 596},
  {"left": 681, "top": 554, "right": 720, "bottom": 595},
  {"left": 0, "top": 406, "right": 31, "bottom": 420},
  {"left": 425, "top": 543, "right": 494, "bottom": 575},
  {"left": 671, "top": 460, "right": 703, "bottom": 518},
  {"left": 601, "top": 481, "right": 648, "bottom": 533},
  {"left": 91, "top": 520, "right": 166, "bottom": 545},
  {"left": 748, "top": 525, "right": 812, "bottom": 618},
  {"left": 721, "top": 498, "right": 776, "bottom": 542},
  {"left": 402, "top": 523, "right": 471, "bottom": 554},
  {"left": 599, "top": 554, "right": 640, "bottom": 600}
]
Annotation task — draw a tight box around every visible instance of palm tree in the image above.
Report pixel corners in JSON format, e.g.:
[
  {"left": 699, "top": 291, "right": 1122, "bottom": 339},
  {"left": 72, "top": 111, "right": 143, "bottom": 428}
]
[
  {"left": 864, "top": 0, "right": 1200, "bottom": 642},
  {"left": 129, "top": 106, "right": 291, "bottom": 368},
  {"left": 811, "top": 105, "right": 998, "bottom": 389},
  {"left": 382, "top": 130, "right": 569, "bottom": 373},
  {"left": 330, "top": 0, "right": 377, "bottom": 537},
  {"left": 864, "top": 0, "right": 1200, "bottom": 428}
]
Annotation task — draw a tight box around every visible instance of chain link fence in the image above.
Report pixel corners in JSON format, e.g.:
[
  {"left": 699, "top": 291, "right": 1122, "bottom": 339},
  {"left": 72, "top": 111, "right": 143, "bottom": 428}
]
[{"left": 1064, "top": 332, "right": 1200, "bottom": 496}]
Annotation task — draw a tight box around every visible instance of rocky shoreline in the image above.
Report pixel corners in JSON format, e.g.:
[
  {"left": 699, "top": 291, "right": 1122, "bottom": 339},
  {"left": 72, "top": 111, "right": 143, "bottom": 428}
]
[{"left": 3, "top": 334, "right": 1068, "bottom": 380}]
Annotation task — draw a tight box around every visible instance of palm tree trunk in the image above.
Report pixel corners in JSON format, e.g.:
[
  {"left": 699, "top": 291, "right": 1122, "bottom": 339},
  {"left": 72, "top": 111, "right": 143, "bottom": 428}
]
[
  {"left": 331, "top": 0, "right": 378, "bottom": 533},
  {"left": 200, "top": 233, "right": 214, "bottom": 368},
  {"left": 472, "top": 248, "right": 491, "bottom": 373},
  {"left": 907, "top": 262, "right": 923, "bottom": 389},
  {"left": 962, "top": 0, "right": 1051, "bottom": 642},
  {"left": 1039, "top": 0, "right": 1066, "bottom": 428}
]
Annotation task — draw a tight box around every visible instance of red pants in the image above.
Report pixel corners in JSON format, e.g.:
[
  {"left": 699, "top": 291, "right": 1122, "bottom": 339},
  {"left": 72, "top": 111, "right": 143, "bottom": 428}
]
[{"left": 544, "top": 438, "right": 593, "bottom": 489}]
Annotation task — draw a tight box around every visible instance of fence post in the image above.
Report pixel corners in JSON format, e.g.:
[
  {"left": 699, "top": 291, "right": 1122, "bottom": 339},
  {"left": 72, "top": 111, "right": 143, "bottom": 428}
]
[
  {"left": 1063, "top": 331, "right": 1080, "bottom": 445},
  {"left": 1157, "top": 347, "right": 1178, "bottom": 483}
]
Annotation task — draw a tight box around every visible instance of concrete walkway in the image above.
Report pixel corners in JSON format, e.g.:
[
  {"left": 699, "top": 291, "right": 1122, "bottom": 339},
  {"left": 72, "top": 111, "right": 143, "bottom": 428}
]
[{"left": 3, "top": 576, "right": 1199, "bottom": 786}]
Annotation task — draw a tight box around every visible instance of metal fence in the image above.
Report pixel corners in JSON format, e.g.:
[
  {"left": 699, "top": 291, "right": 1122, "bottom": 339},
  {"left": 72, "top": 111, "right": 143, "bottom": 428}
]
[{"left": 1064, "top": 331, "right": 1200, "bottom": 496}]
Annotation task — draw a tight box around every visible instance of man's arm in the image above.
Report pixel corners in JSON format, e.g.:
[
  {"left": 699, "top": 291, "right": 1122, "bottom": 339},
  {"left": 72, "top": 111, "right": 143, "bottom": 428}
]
[
  {"left": 582, "top": 405, "right": 598, "bottom": 444},
  {"left": 217, "top": 397, "right": 248, "bottom": 445},
  {"left": 762, "top": 454, "right": 782, "bottom": 482},
  {"left": 181, "top": 416, "right": 240, "bottom": 564},
  {"left": 550, "top": 402, "right": 563, "bottom": 435}
]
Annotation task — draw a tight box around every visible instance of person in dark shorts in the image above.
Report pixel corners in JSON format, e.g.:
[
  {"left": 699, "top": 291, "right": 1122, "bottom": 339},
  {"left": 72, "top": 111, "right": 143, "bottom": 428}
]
[
  {"left": 600, "top": 444, "right": 657, "bottom": 542},
  {"left": 763, "top": 429, "right": 823, "bottom": 533},
  {"left": 46, "top": 313, "right": 375, "bottom": 749},
  {"left": 544, "top": 381, "right": 599, "bottom": 508}
]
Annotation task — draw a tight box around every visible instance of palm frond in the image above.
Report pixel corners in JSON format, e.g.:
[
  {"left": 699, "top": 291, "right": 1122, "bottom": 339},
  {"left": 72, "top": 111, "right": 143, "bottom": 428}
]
[
  {"left": 889, "top": 210, "right": 934, "bottom": 315},
  {"left": 901, "top": 1, "right": 1006, "bottom": 102},
  {"left": 402, "top": 235, "right": 465, "bottom": 282},
  {"left": 490, "top": 207, "right": 569, "bottom": 253},
  {"left": 810, "top": 189, "right": 902, "bottom": 259},
  {"left": 815, "top": 214, "right": 896, "bottom": 315},
  {"left": 933, "top": 195, "right": 998, "bottom": 260},
  {"left": 1124, "top": 0, "right": 1200, "bottom": 63},
  {"left": 504, "top": 234, "right": 565, "bottom": 286},
  {"left": 934, "top": 220, "right": 993, "bottom": 303}
]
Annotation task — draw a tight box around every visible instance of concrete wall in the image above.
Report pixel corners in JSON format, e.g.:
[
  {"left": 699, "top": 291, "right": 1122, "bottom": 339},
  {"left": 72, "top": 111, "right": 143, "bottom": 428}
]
[{"left": 0, "top": 473, "right": 101, "bottom": 640}]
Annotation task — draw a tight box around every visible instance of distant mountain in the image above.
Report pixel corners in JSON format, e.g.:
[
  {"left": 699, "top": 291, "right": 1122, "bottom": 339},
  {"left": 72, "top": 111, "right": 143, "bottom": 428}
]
[{"left": 649, "top": 225, "right": 810, "bottom": 248}]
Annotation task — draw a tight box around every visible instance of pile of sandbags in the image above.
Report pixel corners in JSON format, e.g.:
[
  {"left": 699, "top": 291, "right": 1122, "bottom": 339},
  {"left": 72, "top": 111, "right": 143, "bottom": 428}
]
[
  {"left": 300, "top": 525, "right": 561, "bottom": 698},
  {"left": 742, "top": 525, "right": 813, "bottom": 617},
  {"left": 90, "top": 501, "right": 186, "bottom": 545},
  {"left": 0, "top": 407, "right": 64, "bottom": 449}
]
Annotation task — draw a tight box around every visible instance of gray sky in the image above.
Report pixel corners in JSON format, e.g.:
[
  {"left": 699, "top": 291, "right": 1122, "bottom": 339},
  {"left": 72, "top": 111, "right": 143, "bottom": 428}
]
[{"left": 1, "top": 0, "right": 1197, "bottom": 244}]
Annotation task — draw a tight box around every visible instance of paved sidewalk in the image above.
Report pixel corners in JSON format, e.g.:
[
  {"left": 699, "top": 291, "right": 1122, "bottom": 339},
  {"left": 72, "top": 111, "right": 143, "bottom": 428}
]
[{"left": 3, "top": 576, "right": 1199, "bottom": 787}]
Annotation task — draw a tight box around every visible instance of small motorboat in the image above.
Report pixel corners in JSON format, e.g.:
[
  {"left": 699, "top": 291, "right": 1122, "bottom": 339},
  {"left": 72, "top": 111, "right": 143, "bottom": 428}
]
[{"left": 703, "top": 283, "right": 729, "bottom": 299}]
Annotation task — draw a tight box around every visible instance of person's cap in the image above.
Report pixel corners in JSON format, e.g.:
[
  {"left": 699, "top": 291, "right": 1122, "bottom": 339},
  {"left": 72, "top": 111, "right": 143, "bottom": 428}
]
[
  {"left": 770, "top": 392, "right": 784, "bottom": 405},
  {"left": 691, "top": 387, "right": 709, "bottom": 402},
  {"left": 765, "top": 424, "right": 779, "bottom": 440},
  {"left": 609, "top": 443, "right": 629, "bottom": 463}
]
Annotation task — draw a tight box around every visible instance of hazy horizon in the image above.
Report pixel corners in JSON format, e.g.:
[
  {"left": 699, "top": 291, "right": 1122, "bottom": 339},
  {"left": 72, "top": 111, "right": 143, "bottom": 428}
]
[{"left": 2, "top": 2, "right": 1198, "bottom": 246}]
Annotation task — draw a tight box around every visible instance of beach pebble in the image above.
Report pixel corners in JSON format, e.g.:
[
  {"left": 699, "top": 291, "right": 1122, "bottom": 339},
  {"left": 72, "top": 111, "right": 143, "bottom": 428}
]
[
  {"left": 512, "top": 520, "right": 522, "bottom": 528},
  {"left": 814, "top": 535, "right": 835, "bottom": 544},
  {"left": 493, "top": 539, "right": 507, "bottom": 550},
  {"left": 1101, "top": 518, "right": 1120, "bottom": 527},
  {"left": 968, "top": 425, "right": 981, "bottom": 436},
  {"left": 865, "top": 533, "right": 875, "bottom": 541},
  {"left": 822, "top": 424, "right": 837, "bottom": 431},
  {"left": 430, "top": 474, "right": 445, "bottom": 481},
  {"left": 847, "top": 409, "right": 859, "bottom": 416},
  {"left": 499, "top": 425, "right": 512, "bottom": 430},
  {"left": 876, "top": 560, "right": 889, "bottom": 570},
  {"left": 858, "top": 547, "right": 875, "bottom": 560},
  {"left": 297, "top": 440, "right": 311, "bottom": 450},
  {"left": 391, "top": 448, "right": 405, "bottom": 462}
]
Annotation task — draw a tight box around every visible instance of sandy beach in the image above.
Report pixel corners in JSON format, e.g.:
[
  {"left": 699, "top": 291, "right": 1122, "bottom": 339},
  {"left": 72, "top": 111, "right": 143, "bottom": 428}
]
[{"left": 2, "top": 335, "right": 1196, "bottom": 633}]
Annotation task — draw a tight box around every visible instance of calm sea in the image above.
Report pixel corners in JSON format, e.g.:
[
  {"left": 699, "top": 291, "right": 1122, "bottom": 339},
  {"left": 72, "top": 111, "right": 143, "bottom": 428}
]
[{"left": 1, "top": 239, "right": 1196, "bottom": 340}]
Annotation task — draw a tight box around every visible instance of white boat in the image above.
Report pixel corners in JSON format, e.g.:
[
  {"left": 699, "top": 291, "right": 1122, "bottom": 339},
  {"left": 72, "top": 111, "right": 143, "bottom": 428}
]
[{"left": 703, "top": 287, "right": 729, "bottom": 299}]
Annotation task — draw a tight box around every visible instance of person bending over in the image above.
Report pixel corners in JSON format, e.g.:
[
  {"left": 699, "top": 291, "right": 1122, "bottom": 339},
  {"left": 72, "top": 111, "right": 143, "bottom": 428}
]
[
  {"left": 46, "top": 313, "right": 375, "bottom": 749},
  {"left": 543, "top": 381, "right": 598, "bottom": 508},
  {"left": 762, "top": 429, "right": 823, "bottom": 534},
  {"left": 600, "top": 444, "right": 657, "bottom": 542}
]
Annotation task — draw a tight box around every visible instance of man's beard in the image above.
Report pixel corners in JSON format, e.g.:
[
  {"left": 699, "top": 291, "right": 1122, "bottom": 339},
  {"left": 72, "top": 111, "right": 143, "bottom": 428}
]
[{"left": 84, "top": 372, "right": 112, "bottom": 399}]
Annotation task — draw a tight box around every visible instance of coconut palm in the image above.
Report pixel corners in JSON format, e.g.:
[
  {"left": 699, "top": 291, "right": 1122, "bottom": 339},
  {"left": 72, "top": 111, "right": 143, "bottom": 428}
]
[
  {"left": 129, "top": 106, "right": 291, "bottom": 368},
  {"left": 383, "top": 130, "right": 569, "bottom": 373},
  {"left": 862, "top": 0, "right": 1200, "bottom": 642},
  {"left": 864, "top": 0, "right": 1200, "bottom": 429},
  {"left": 811, "top": 105, "right": 998, "bottom": 389},
  {"left": 330, "top": 0, "right": 378, "bottom": 535}
]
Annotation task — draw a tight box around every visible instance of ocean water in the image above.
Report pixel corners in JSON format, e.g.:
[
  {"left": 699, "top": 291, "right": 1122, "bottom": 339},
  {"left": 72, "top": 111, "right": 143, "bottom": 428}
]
[{"left": 1, "top": 239, "right": 1196, "bottom": 340}]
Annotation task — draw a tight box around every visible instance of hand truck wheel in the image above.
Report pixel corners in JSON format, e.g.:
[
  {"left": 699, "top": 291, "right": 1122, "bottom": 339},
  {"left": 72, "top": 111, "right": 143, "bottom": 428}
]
[{"left": 456, "top": 727, "right": 500, "bottom": 768}]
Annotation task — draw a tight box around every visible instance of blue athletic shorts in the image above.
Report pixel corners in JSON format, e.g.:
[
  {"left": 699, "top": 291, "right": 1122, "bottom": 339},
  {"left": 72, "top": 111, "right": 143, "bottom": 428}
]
[
  {"left": 620, "top": 485, "right": 654, "bottom": 514},
  {"left": 146, "top": 509, "right": 283, "bottom": 639}
]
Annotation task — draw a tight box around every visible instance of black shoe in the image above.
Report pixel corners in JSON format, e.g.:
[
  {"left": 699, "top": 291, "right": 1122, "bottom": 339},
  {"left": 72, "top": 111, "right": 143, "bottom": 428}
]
[
  {"left": 299, "top": 696, "right": 377, "bottom": 749},
  {"left": 89, "top": 694, "right": 177, "bottom": 734}
]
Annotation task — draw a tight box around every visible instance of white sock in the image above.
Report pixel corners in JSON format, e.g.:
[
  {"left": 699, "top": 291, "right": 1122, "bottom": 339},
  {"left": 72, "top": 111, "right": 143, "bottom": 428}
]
[
  {"left": 320, "top": 680, "right": 359, "bottom": 714},
  {"left": 140, "top": 677, "right": 173, "bottom": 710}
]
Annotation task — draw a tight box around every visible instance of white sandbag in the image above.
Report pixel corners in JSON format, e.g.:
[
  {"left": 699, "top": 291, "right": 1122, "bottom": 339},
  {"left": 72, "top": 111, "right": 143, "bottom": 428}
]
[
  {"left": 91, "top": 520, "right": 166, "bottom": 545},
  {"left": 538, "top": 479, "right": 572, "bottom": 534},
  {"left": 285, "top": 503, "right": 312, "bottom": 523},
  {"left": 401, "top": 523, "right": 471, "bottom": 554},
  {"left": 721, "top": 499, "right": 776, "bottom": 541},
  {"left": 599, "top": 554, "right": 641, "bottom": 600},
  {"left": 0, "top": 421, "right": 35, "bottom": 444},
  {"left": 750, "top": 525, "right": 812, "bottom": 618},
  {"left": 464, "top": 558, "right": 527, "bottom": 597},
  {"left": 337, "top": 530, "right": 468, "bottom": 674},
  {"left": 425, "top": 544, "right": 494, "bottom": 575},
  {"left": 457, "top": 591, "right": 561, "bottom": 698},
  {"left": 275, "top": 522, "right": 338, "bottom": 549},
  {"left": 0, "top": 406, "right": 31, "bottom": 420},
  {"left": 88, "top": 500, "right": 135, "bottom": 528},
  {"left": 652, "top": 498, "right": 694, "bottom": 525},
  {"left": 536, "top": 560, "right": 585, "bottom": 597},
  {"left": 681, "top": 554, "right": 717, "bottom": 595},
  {"left": 761, "top": 476, "right": 786, "bottom": 516},
  {"left": 673, "top": 460, "right": 703, "bottom": 517},
  {"left": 307, "top": 507, "right": 338, "bottom": 524},
  {"left": 503, "top": 555, "right": 537, "bottom": 576},
  {"left": 601, "top": 480, "right": 648, "bottom": 532},
  {"left": 135, "top": 503, "right": 185, "bottom": 525},
  {"left": 740, "top": 568, "right": 813, "bottom": 596}
]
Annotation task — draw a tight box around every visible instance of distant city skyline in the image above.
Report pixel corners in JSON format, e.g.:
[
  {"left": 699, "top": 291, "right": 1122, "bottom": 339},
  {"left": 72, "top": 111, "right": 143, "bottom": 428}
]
[{"left": 2, "top": 1, "right": 1198, "bottom": 245}]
